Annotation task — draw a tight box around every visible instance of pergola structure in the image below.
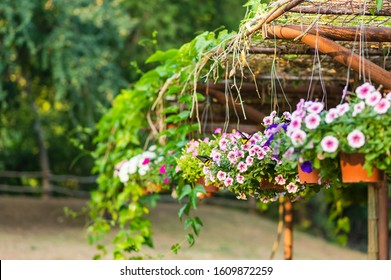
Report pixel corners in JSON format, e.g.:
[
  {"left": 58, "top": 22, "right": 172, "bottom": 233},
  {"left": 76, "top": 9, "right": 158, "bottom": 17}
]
[{"left": 194, "top": 0, "right": 390, "bottom": 260}]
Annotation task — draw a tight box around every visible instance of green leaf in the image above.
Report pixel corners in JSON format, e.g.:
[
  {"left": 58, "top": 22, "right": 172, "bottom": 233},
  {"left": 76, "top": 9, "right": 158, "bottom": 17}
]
[
  {"left": 194, "top": 183, "right": 206, "bottom": 194},
  {"left": 178, "top": 204, "right": 190, "bottom": 218},
  {"left": 146, "top": 49, "right": 178, "bottom": 63},
  {"left": 376, "top": 0, "right": 383, "bottom": 11},
  {"left": 190, "top": 190, "right": 198, "bottom": 209},
  {"left": 170, "top": 243, "right": 181, "bottom": 254},
  {"left": 187, "top": 234, "right": 195, "bottom": 247},
  {"left": 163, "top": 105, "right": 179, "bottom": 114},
  {"left": 184, "top": 217, "right": 193, "bottom": 229},
  {"left": 178, "top": 184, "right": 192, "bottom": 201}
]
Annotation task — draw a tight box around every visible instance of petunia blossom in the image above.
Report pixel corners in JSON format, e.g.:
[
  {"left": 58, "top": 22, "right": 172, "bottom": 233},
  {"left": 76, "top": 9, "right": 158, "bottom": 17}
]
[
  {"left": 286, "top": 182, "right": 299, "bottom": 193},
  {"left": 224, "top": 176, "right": 233, "bottom": 187},
  {"left": 320, "top": 135, "right": 339, "bottom": 153},
  {"left": 290, "top": 129, "right": 307, "bottom": 146},
  {"left": 236, "top": 174, "right": 245, "bottom": 184},
  {"left": 373, "top": 98, "right": 390, "bottom": 114},
  {"left": 289, "top": 117, "right": 302, "bottom": 130},
  {"left": 352, "top": 101, "right": 365, "bottom": 116},
  {"left": 246, "top": 156, "right": 254, "bottom": 166},
  {"left": 325, "top": 108, "right": 339, "bottom": 123},
  {"left": 159, "top": 164, "right": 167, "bottom": 174},
  {"left": 275, "top": 174, "right": 286, "bottom": 185},
  {"left": 163, "top": 178, "right": 170, "bottom": 184},
  {"left": 304, "top": 113, "right": 321, "bottom": 130},
  {"left": 355, "top": 82, "right": 375, "bottom": 99},
  {"left": 214, "top": 127, "right": 222, "bottom": 134},
  {"left": 300, "top": 161, "right": 313, "bottom": 173},
  {"left": 347, "top": 129, "right": 365, "bottom": 149},
  {"left": 336, "top": 103, "right": 350, "bottom": 116},
  {"left": 217, "top": 171, "right": 227, "bottom": 181},
  {"left": 263, "top": 116, "right": 273, "bottom": 126},
  {"left": 237, "top": 162, "right": 248, "bottom": 173},
  {"left": 307, "top": 102, "right": 324, "bottom": 114},
  {"left": 365, "top": 91, "right": 382, "bottom": 106}
]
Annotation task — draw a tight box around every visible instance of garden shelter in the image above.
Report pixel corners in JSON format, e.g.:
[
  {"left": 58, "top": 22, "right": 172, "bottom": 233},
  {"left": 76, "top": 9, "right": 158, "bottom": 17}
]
[{"left": 193, "top": 0, "right": 390, "bottom": 260}]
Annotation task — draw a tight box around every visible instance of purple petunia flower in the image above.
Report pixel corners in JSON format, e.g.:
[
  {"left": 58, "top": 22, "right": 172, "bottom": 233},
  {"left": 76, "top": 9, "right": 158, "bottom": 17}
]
[{"left": 300, "top": 161, "right": 313, "bottom": 173}]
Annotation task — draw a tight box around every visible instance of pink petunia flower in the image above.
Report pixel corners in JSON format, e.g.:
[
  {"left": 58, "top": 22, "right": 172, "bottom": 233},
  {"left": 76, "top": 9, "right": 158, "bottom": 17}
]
[
  {"left": 228, "top": 151, "right": 237, "bottom": 161},
  {"left": 347, "top": 129, "right": 365, "bottom": 148},
  {"left": 236, "top": 150, "right": 245, "bottom": 158},
  {"left": 365, "top": 91, "right": 382, "bottom": 106},
  {"left": 283, "top": 111, "right": 291, "bottom": 120},
  {"left": 270, "top": 111, "right": 277, "bottom": 117},
  {"left": 356, "top": 82, "right": 375, "bottom": 99},
  {"left": 325, "top": 108, "right": 339, "bottom": 123},
  {"left": 224, "top": 176, "right": 233, "bottom": 187},
  {"left": 304, "top": 113, "right": 321, "bottom": 130},
  {"left": 373, "top": 98, "right": 390, "bottom": 114},
  {"left": 286, "top": 182, "right": 299, "bottom": 193},
  {"left": 163, "top": 178, "right": 170, "bottom": 184},
  {"left": 175, "top": 165, "right": 181, "bottom": 173},
  {"left": 141, "top": 158, "right": 150, "bottom": 165},
  {"left": 236, "top": 174, "right": 245, "bottom": 184},
  {"left": 237, "top": 162, "right": 248, "bottom": 173},
  {"left": 307, "top": 102, "right": 324, "bottom": 114},
  {"left": 263, "top": 116, "right": 273, "bottom": 126},
  {"left": 320, "top": 135, "right": 339, "bottom": 153},
  {"left": 386, "top": 92, "right": 391, "bottom": 101},
  {"left": 217, "top": 171, "right": 227, "bottom": 181},
  {"left": 289, "top": 117, "right": 302, "bottom": 130},
  {"left": 159, "top": 164, "right": 167, "bottom": 174},
  {"left": 246, "top": 156, "right": 254, "bottom": 166},
  {"left": 336, "top": 103, "right": 350, "bottom": 116},
  {"left": 352, "top": 101, "right": 365, "bottom": 116},
  {"left": 275, "top": 174, "right": 286, "bottom": 185},
  {"left": 290, "top": 129, "right": 307, "bottom": 146},
  {"left": 283, "top": 147, "right": 294, "bottom": 160},
  {"left": 214, "top": 127, "right": 222, "bottom": 134}
]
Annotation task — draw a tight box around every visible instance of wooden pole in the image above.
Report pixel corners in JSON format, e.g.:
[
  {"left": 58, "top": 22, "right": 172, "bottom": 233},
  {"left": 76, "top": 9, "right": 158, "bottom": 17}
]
[
  {"left": 264, "top": 25, "right": 391, "bottom": 90},
  {"left": 368, "top": 184, "right": 379, "bottom": 260},
  {"left": 378, "top": 177, "right": 389, "bottom": 260},
  {"left": 284, "top": 198, "right": 293, "bottom": 260},
  {"left": 268, "top": 25, "right": 391, "bottom": 42}
]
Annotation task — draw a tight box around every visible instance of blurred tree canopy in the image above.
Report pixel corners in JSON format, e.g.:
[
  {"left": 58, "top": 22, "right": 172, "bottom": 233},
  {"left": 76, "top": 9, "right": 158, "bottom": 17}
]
[{"left": 0, "top": 0, "right": 247, "bottom": 176}]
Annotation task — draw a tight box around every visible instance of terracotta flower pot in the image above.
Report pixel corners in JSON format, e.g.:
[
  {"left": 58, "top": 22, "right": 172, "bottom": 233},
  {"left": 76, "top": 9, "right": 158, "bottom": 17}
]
[
  {"left": 340, "top": 152, "right": 382, "bottom": 183},
  {"left": 259, "top": 179, "right": 284, "bottom": 191},
  {"left": 298, "top": 166, "right": 320, "bottom": 184},
  {"left": 196, "top": 177, "right": 219, "bottom": 198}
]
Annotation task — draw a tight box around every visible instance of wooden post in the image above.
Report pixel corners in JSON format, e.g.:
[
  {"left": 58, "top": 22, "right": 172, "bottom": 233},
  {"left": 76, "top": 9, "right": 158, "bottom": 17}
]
[
  {"left": 368, "top": 184, "right": 379, "bottom": 260},
  {"left": 284, "top": 198, "right": 293, "bottom": 260},
  {"left": 378, "top": 177, "right": 389, "bottom": 260}
]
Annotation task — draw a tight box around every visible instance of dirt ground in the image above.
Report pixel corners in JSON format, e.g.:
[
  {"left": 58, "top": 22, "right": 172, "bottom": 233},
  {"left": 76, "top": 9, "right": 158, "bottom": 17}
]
[{"left": 0, "top": 195, "right": 367, "bottom": 260}]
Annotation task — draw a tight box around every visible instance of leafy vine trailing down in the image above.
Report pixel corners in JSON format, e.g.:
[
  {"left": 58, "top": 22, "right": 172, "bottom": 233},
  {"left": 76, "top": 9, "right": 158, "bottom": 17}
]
[{"left": 88, "top": 30, "right": 236, "bottom": 259}]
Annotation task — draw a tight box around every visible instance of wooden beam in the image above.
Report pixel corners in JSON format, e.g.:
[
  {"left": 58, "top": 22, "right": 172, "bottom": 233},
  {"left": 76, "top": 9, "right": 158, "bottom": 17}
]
[
  {"left": 264, "top": 25, "right": 391, "bottom": 90},
  {"left": 289, "top": 6, "right": 391, "bottom": 16},
  {"left": 197, "top": 85, "right": 265, "bottom": 124},
  {"left": 267, "top": 25, "right": 391, "bottom": 42},
  {"left": 249, "top": 47, "right": 390, "bottom": 56}
]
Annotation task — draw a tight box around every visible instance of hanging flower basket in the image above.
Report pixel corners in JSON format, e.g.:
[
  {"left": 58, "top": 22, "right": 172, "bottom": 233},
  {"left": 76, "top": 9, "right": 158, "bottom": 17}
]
[
  {"left": 197, "top": 177, "right": 219, "bottom": 194},
  {"left": 259, "top": 179, "right": 284, "bottom": 191},
  {"left": 297, "top": 162, "right": 320, "bottom": 184},
  {"left": 340, "top": 152, "right": 382, "bottom": 183}
]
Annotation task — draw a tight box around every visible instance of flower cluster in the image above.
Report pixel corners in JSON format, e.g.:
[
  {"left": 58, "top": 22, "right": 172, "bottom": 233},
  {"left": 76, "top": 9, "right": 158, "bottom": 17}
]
[
  {"left": 325, "top": 83, "right": 391, "bottom": 173},
  {"left": 176, "top": 137, "right": 216, "bottom": 184},
  {"left": 202, "top": 119, "right": 304, "bottom": 202},
  {"left": 284, "top": 82, "right": 391, "bottom": 183},
  {"left": 114, "top": 145, "right": 171, "bottom": 192}
]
